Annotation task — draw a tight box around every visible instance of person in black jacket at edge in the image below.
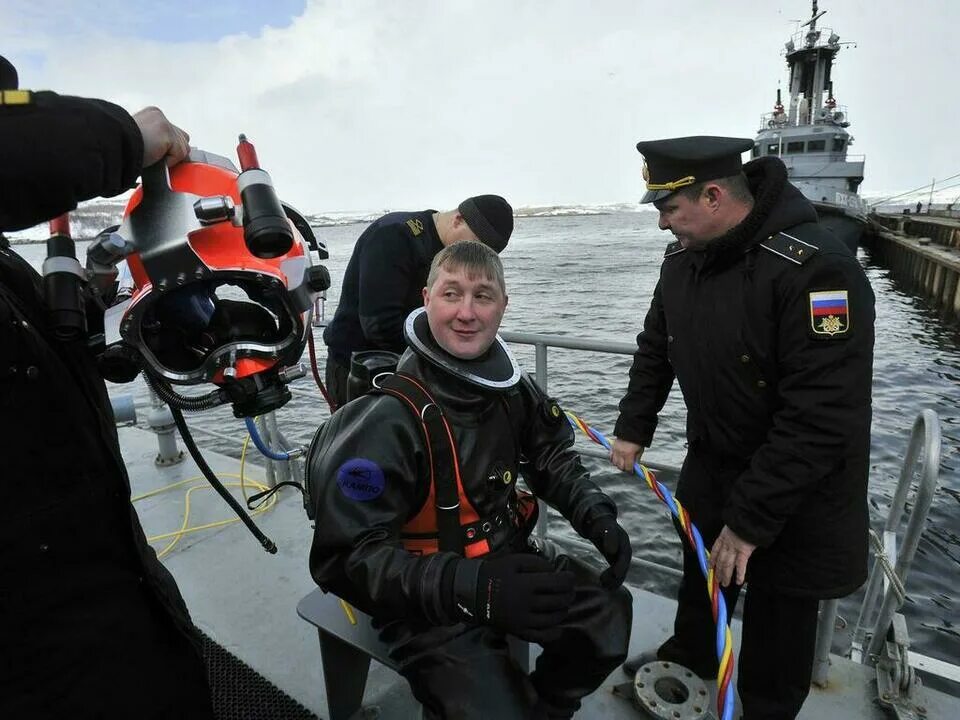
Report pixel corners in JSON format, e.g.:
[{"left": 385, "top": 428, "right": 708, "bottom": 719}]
[
  {"left": 0, "top": 56, "right": 213, "bottom": 718},
  {"left": 308, "top": 240, "right": 633, "bottom": 719},
  {"left": 611, "top": 135, "right": 875, "bottom": 720},
  {"left": 322, "top": 194, "right": 513, "bottom": 408}
]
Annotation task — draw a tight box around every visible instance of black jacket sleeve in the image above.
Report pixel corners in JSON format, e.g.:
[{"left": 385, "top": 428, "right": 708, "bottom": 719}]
[
  {"left": 613, "top": 279, "right": 675, "bottom": 446},
  {"left": 356, "top": 226, "right": 418, "bottom": 349},
  {"left": 517, "top": 376, "right": 619, "bottom": 537},
  {"left": 723, "top": 250, "right": 875, "bottom": 547},
  {"left": 0, "top": 91, "right": 143, "bottom": 231},
  {"left": 308, "top": 396, "right": 459, "bottom": 624}
]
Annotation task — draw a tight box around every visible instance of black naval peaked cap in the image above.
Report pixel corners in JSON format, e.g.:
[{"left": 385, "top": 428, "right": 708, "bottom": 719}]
[{"left": 637, "top": 135, "right": 754, "bottom": 203}]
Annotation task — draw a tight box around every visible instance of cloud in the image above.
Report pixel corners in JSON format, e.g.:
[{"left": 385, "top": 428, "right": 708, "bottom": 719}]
[{"left": 2, "top": 0, "right": 959, "bottom": 213}]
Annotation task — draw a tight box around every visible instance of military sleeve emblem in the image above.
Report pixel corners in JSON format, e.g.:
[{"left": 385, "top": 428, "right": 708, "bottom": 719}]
[
  {"left": 406, "top": 218, "right": 424, "bottom": 236},
  {"left": 808, "top": 290, "right": 851, "bottom": 337}
]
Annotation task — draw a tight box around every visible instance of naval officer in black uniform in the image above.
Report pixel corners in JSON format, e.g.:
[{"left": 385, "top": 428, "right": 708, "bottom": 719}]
[{"left": 611, "top": 136, "right": 875, "bottom": 719}]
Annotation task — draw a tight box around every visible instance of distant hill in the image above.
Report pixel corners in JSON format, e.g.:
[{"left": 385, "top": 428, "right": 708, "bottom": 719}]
[
  {"left": 4, "top": 197, "right": 648, "bottom": 245},
  {"left": 4, "top": 196, "right": 131, "bottom": 244}
]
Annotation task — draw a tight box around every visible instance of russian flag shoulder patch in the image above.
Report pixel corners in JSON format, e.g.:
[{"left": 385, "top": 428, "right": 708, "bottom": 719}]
[{"left": 808, "top": 290, "right": 851, "bottom": 338}]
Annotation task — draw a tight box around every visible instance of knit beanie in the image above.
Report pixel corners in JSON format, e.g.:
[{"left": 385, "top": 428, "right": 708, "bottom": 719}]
[
  {"left": 0, "top": 56, "right": 18, "bottom": 90},
  {"left": 457, "top": 194, "right": 513, "bottom": 253}
]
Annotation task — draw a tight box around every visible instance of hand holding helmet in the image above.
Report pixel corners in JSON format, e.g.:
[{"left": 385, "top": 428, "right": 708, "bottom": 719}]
[{"left": 133, "top": 106, "right": 191, "bottom": 168}]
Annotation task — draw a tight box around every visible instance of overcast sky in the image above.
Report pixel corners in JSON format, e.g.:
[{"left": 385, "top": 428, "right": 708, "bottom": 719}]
[{"left": 2, "top": 0, "right": 958, "bottom": 214}]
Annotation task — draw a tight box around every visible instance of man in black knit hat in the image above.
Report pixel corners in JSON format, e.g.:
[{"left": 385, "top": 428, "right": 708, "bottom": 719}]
[{"left": 323, "top": 194, "right": 513, "bottom": 407}]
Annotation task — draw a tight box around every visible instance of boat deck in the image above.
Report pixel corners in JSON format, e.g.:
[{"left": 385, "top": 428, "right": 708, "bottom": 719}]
[{"left": 122, "top": 424, "right": 960, "bottom": 719}]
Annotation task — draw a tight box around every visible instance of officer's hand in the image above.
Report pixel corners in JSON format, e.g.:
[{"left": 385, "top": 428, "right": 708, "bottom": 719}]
[
  {"left": 586, "top": 517, "right": 632, "bottom": 589},
  {"left": 457, "top": 554, "right": 575, "bottom": 644},
  {"left": 610, "top": 438, "right": 643, "bottom": 473},
  {"left": 133, "top": 106, "right": 191, "bottom": 168},
  {"left": 709, "top": 525, "right": 756, "bottom": 587}
]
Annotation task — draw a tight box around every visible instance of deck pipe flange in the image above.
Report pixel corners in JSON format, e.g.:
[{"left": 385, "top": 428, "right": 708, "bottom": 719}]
[{"left": 634, "top": 661, "right": 710, "bottom": 720}]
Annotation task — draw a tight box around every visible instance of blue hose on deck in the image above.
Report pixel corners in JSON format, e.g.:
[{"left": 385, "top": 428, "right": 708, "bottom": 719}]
[{"left": 244, "top": 416, "right": 292, "bottom": 461}]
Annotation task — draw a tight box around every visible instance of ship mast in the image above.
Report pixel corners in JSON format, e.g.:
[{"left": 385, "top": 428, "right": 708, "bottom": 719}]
[{"left": 783, "top": 0, "right": 843, "bottom": 127}]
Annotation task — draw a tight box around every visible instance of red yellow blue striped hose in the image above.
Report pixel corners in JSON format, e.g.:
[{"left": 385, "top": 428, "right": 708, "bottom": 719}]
[{"left": 565, "top": 411, "right": 735, "bottom": 720}]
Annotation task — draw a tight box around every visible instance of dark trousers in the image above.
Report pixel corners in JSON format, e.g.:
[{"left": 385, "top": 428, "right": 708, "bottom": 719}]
[
  {"left": 378, "top": 552, "right": 632, "bottom": 719},
  {"left": 324, "top": 355, "right": 350, "bottom": 409},
  {"left": 659, "top": 451, "right": 821, "bottom": 720}
]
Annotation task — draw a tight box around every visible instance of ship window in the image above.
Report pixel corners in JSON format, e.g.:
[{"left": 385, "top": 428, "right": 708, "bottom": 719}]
[
  {"left": 833, "top": 138, "right": 846, "bottom": 152},
  {"left": 786, "top": 141, "right": 805, "bottom": 154},
  {"left": 766, "top": 143, "right": 780, "bottom": 155},
  {"left": 752, "top": 144, "right": 760, "bottom": 158},
  {"left": 807, "top": 139, "right": 826, "bottom": 152}
]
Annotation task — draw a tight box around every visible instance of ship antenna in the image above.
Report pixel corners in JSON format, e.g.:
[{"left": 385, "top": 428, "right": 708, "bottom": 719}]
[{"left": 803, "top": 0, "right": 826, "bottom": 31}]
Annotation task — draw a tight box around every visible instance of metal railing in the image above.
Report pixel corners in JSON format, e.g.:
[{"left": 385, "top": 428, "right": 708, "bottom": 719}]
[
  {"left": 498, "top": 330, "right": 682, "bottom": 482},
  {"left": 498, "top": 329, "right": 636, "bottom": 392},
  {"left": 848, "top": 410, "right": 942, "bottom": 664},
  {"left": 498, "top": 330, "right": 683, "bottom": 555}
]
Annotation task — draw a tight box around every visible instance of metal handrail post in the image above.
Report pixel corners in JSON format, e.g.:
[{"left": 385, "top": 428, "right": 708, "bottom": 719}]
[
  {"left": 146, "top": 385, "right": 183, "bottom": 466},
  {"left": 533, "top": 341, "right": 549, "bottom": 540},
  {"left": 257, "top": 415, "right": 278, "bottom": 489},
  {"left": 265, "top": 411, "right": 292, "bottom": 487},
  {"left": 852, "top": 409, "right": 936, "bottom": 656},
  {"left": 812, "top": 598, "right": 841, "bottom": 686},
  {"left": 864, "top": 410, "right": 941, "bottom": 663},
  {"left": 850, "top": 554, "right": 886, "bottom": 661},
  {"left": 853, "top": 413, "right": 921, "bottom": 655},
  {"left": 534, "top": 342, "right": 548, "bottom": 393}
]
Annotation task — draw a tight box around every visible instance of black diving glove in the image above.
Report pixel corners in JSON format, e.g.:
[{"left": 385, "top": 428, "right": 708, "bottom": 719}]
[
  {"left": 586, "top": 517, "right": 632, "bottom": 589},
  {"left": 448, "top": 554, "right": 575, "bottom": 644}
]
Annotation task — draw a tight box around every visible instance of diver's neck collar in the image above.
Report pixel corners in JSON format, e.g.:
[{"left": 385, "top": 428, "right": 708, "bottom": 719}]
[{"left": 403, "top": 307, "right": 521, "bottom": 390}]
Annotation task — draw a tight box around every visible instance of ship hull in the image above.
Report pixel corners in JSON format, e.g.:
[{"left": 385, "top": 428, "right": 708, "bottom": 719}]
[{"left": 813, "top": 202, "right": 866, "bottom": 254}]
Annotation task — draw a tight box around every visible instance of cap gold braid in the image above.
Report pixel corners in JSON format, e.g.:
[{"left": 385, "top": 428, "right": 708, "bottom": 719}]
[{"left": 646, "top": 175, "right": 697, "bottom": 191}]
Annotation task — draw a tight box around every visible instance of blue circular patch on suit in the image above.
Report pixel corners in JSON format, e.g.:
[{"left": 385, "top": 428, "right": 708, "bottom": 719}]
[{"left": 336, "top": 458, "right": 385, "bottom": 501}]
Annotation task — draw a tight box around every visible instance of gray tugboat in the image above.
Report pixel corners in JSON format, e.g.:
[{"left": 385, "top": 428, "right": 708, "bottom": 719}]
[{"left": 753, "top": 1, "right": 868, "bottom": 253}]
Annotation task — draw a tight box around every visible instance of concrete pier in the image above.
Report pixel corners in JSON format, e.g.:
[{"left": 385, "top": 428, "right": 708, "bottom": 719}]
[{"left": 863, "top": 213, "right": 960, "bottom": 323}]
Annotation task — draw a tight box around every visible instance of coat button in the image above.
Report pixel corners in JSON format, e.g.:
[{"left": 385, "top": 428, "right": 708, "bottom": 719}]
[
  {"left": 26, "top": 365, "right": 39, "bottom": 380},
  {"left": 740, "top": 354, "right": 750, "bottom": 363},
  {"left": 757, "top": 380, "right": 767, "bottom": 388},
  {"left": 668, "top": 335, "right": 674, "bottom": 343}
]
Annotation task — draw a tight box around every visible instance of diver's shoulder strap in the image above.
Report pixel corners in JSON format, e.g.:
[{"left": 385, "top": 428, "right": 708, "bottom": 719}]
[{"left": 373, "top": 372, "right": 465, "bottom": 555}]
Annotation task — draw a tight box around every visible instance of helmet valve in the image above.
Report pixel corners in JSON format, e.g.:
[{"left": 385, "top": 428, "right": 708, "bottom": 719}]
[{"left": 193, "top": 195, "right": 236, "bottom": 225}]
